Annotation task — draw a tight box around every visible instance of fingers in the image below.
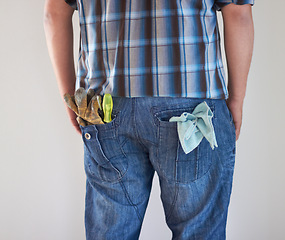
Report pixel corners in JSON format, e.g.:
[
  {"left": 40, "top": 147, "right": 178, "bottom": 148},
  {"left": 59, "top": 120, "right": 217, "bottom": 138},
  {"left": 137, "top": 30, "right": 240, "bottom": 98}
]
[
  {"left": 226, "top": 98, "right": 243, "bottom": 142},
  {"left": 69, "top": 116, "right": 82, "bottom": 135},
  {"left": 76, "top": 127, "right": 82, "bottom": 135},
  {"left": 236, "top": 130, "right": 240, "bottom": 141},
  {"left": 234, "top": 120, "right": 242, "bottom": 141}
]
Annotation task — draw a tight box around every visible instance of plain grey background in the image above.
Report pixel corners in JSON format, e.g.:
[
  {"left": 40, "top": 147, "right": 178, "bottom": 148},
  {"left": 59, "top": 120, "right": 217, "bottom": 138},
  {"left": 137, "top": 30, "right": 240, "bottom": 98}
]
[{"left": 1, "top": 1, "right": 284, "bottom": 239}]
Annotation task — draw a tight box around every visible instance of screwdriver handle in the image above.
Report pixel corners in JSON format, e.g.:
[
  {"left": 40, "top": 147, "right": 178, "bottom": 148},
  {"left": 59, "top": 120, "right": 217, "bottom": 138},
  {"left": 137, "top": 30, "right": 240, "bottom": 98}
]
[{"left": 102, "top": 94, "right": 113, "bottom": 123}]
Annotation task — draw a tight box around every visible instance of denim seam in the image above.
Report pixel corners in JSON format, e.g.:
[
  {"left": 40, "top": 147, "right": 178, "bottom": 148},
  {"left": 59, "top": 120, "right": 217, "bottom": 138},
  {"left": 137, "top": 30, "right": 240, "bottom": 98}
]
[
  {"left": 165, "top": 183, "right": 179, "bottom": 222},
  {"left": 94, "top": 129, "right": 127, "bottom": 181},
  {"left": 175, "top": 138, "right": 209, "bottom": 184},
  {"left": 156, "top": 124, "right": 164, "bottom": 176},
  {"left": 119, "top": 179, "right": 144, "bottom": 223},
  {"left": 86, "top": 156, "right": 128, "bottom": 184},
  {"left": 175, "top": 150, "right": 215, "bottom": 185},
  {"left": 84, "top": 137, "right": 128, "bottom": 184},
  {"left": 195, "top": 145, "right": 199, "bottom": 180},
  {"left": 133, "top": 98, "right": 152, "bottom": 152},
  {"left": 115, "top": 126, "right": 128, "bottom": 159}
]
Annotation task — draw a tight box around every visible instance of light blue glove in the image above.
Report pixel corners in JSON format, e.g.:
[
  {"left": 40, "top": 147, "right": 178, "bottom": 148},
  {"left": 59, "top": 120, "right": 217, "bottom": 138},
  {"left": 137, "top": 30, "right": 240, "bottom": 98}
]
[{"left": 169, "top": 101, "right": 218, "bottom": 154}]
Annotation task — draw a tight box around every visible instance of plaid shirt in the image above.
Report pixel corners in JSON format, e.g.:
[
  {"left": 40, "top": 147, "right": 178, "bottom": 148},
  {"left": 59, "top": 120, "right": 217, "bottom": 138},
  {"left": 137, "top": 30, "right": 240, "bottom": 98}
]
[{"left": 65, "top": 0, "right": 254, "bottom": 98}]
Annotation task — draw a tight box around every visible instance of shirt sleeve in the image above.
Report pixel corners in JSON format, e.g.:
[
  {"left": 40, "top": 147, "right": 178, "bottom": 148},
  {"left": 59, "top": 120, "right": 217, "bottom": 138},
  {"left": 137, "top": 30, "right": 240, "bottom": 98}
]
[
  {"left": 214, "top": 0, "right": 255, "bottom": 11},
  {"left": 64, "top": 0, "right": 78, "bottom": 10}
]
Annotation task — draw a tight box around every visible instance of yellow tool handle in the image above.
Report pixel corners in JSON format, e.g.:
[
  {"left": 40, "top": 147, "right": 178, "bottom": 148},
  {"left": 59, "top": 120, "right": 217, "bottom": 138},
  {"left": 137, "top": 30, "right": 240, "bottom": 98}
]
[{"left": 102, "top": 94, "right": 113, "bottom": 123}]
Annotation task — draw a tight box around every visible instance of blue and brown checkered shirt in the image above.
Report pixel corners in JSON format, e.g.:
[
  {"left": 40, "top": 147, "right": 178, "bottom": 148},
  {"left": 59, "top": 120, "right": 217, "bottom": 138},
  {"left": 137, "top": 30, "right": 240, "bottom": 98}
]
[{"left": 65, "top": 0, "right": 254, "bottom": 99}]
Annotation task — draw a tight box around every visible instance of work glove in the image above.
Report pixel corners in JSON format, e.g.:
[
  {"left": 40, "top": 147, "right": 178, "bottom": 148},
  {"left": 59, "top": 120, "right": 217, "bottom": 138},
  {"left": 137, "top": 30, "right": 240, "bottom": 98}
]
[{"left": 63, "top": 87, "right": 104, "bottom": 127}]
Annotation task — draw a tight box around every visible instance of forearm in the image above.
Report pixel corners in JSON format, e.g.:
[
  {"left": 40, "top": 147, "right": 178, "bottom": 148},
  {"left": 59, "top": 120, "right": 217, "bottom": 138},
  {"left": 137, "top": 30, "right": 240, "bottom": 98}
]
[
  {"left": 43, "top": 1, "right": 76, "bottom": 101},
  {"left": 222, "top": 4, "right": 254, "bottom": 102}
]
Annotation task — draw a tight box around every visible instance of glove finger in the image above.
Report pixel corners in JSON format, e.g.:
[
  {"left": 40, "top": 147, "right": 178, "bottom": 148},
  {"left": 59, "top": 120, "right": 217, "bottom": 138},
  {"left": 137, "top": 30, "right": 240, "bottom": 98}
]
[
  {"left": 89, "top": 97, "right": 104, "bottom": 124},
  {"left": 76, "top": 116, "right": 87, "bottom": 127},
  {"left": 91, "top": 97, "right": 104, "bottom": 124},
  {"left": 97, "top": 95, "right": 102, "bottom": 110},
  {"left": 63, "top": 93, "right": 79, "bottom": 115},
  {"left": 85, "top": 95, "right": 94, "bottom": 120},
  {"left": 87, "top": 88, "right": 96, "bottom": 105},
  {"left": 75, "top": 87, "right": 87, "bottom": 116}
]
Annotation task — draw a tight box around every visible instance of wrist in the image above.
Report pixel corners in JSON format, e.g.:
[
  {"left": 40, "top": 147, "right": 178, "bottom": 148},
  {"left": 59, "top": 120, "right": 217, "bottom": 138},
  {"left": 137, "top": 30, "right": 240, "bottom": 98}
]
[{"left": 227, "top": 94, "right": 245, "bottom": 106}]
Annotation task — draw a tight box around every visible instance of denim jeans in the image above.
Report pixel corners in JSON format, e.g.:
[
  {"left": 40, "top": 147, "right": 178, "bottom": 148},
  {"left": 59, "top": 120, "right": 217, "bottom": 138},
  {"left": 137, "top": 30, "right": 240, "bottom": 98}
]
[{"left": 79, "top": 96, "right": 236, "bottom": 240}]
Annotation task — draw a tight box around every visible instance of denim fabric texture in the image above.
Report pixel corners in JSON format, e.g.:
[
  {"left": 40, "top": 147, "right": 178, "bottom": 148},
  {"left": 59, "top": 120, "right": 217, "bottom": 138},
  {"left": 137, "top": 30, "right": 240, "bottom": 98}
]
[{"left": 79, "top": 96, "right": 236, "bottom": 240}]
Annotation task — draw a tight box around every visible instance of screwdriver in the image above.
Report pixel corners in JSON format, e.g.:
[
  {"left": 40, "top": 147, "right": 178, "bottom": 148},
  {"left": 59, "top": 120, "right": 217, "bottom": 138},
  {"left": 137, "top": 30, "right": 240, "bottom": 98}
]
[{"left": 102, "top": 94, "right": 113, "bottom": 123}]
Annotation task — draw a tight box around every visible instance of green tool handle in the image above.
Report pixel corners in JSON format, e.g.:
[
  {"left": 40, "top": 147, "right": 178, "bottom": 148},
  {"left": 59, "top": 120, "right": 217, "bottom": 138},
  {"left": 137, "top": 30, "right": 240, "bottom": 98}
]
[{"left": 102, "top": 94, "right": 113, "bottom": 123}]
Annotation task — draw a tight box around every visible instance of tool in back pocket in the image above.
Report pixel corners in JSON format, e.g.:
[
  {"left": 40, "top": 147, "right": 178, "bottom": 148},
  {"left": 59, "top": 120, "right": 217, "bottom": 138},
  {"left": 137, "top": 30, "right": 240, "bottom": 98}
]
[
  {"left": 64, "top": 87, "right": 105, "bottom": 126},
  {"left": 102, "top": 93, "right": 113, "bottom": 123}
]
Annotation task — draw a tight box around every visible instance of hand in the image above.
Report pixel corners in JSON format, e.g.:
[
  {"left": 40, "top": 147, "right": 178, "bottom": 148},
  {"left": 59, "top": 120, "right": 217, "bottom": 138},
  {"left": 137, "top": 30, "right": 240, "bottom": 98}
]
[
  {"left": 65, "top": 105, "right": 82, "bottom": 135},
  {"left": 225, "top": 97, "right": 244, "bottom": 141},
  {"left": 63, "top": 88, "right": 104, "bottom": 135}
]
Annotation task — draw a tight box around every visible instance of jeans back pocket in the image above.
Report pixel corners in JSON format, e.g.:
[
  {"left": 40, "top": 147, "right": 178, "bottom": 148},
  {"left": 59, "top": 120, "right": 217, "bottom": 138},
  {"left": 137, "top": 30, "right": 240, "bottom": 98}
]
[
  {"left": 151, "top": 102, "right": 215, "bottom": 184},
  {"left": 80, "top": 100, "right": 128, "bottom": 183}
]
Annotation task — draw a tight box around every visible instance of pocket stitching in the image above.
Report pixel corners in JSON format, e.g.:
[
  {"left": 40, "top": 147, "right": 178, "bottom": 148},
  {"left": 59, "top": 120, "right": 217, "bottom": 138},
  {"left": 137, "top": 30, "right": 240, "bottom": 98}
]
[
  {"left": 152, "top": 104, "right": 216, "bottom": 127},
  {"left": 83, "top": 126, "right": 128, "bottom": 183},
  {"left": 175, "top": 139, "right": 214, "bottom": 184}
]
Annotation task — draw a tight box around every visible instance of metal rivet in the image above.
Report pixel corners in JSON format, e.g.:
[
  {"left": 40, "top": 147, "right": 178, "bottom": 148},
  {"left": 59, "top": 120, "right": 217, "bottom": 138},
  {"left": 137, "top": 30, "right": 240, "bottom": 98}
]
[{"left": 85, "top": 133, "right": 91, "bottom": 140}]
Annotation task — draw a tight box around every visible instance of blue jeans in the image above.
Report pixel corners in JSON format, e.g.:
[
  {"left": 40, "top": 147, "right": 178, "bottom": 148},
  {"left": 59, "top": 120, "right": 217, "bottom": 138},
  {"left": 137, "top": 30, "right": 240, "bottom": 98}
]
[{"left": 79, "top": 97, "right": 236, "bottom": 240}]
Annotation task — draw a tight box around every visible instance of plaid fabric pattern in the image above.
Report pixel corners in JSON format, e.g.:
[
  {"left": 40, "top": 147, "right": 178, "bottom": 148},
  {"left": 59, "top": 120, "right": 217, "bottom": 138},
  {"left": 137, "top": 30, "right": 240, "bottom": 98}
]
[{"left": 65, "top": 0, "right": 254, "bottom": 98}]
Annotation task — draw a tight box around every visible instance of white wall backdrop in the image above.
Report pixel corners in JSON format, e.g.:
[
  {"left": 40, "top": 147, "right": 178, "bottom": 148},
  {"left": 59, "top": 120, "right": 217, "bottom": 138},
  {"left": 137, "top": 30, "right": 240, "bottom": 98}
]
[{"left": 0, "top": 1, "right": 284, "bottom": 239}]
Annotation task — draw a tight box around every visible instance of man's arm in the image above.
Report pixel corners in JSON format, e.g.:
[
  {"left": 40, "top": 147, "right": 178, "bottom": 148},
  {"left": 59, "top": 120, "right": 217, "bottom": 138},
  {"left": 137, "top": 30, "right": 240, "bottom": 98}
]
[
  {"left": 221, "top": 3, "right": 254, "bottom": 141},
  {"left": 43, "top": 0, "right": 81, "bottom": 135}
]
